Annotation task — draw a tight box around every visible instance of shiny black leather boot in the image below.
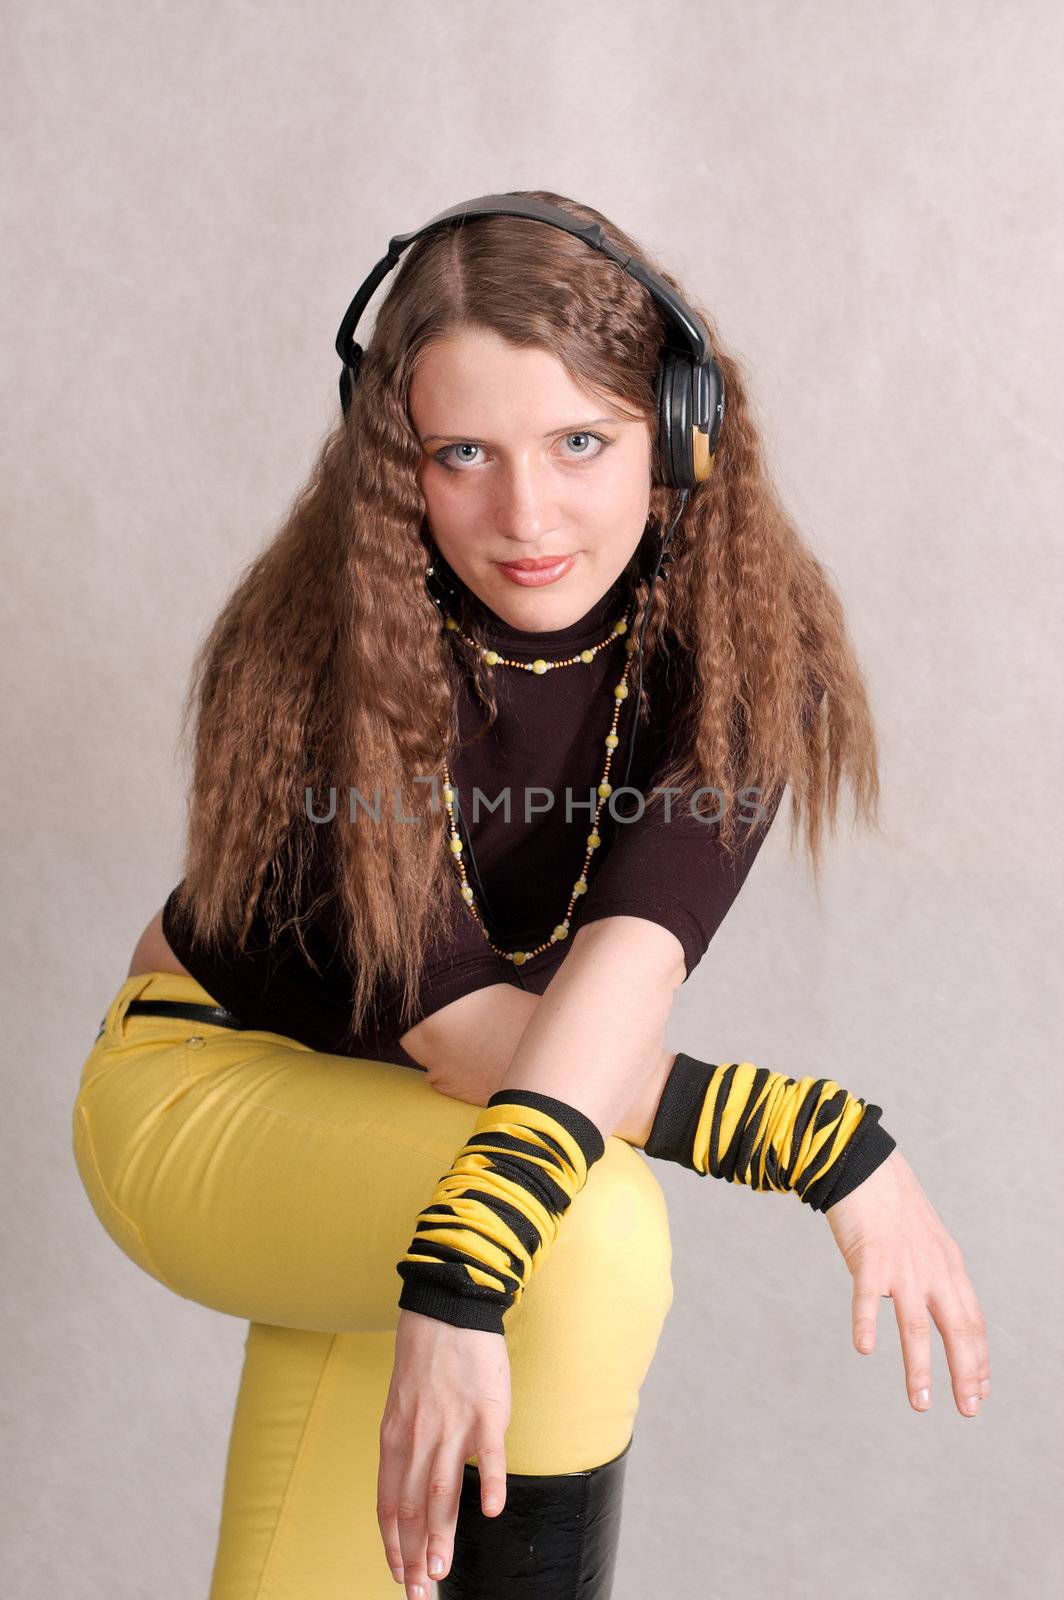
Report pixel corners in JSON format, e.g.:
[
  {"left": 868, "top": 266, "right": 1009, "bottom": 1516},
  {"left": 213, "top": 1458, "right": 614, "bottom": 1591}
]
[{"left": 436, "top": 1436, "right": 631, "bottom": 1599}]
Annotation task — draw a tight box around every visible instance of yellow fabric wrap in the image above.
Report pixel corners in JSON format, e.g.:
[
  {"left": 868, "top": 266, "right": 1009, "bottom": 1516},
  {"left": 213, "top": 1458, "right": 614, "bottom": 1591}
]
[
  {"left": 396, "top": 1087, "right": 606, "bottom": 1333},
  {"left": 646, "top": 1054, "right": 896, "bottom": 1211}
]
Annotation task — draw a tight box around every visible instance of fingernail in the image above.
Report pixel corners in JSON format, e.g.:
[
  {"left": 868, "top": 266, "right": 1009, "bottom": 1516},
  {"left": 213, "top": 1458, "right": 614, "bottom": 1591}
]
[
  {"left": 916, "top": 1388, "right": 930, "bottom": 1408},
  {"left": 964, "top": 1396, "right": 980, "bottom": 1414},
  {"left": 429, "top": 1555, "right": 444, "bottom": 1576}
]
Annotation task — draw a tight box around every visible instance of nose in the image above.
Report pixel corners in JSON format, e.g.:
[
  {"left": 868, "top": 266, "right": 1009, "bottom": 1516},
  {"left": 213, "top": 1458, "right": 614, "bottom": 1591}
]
[{"left": 491, "top": 457, "right": 562, "bottom": 546}]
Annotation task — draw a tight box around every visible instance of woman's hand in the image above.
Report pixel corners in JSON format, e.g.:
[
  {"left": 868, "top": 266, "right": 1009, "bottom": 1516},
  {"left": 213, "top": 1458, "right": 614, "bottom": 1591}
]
[
  {"left": 377, "top": 1309, "right": 512, "bottom": 1596},
  {"left": 825, "top": 1147, "right": 991, "bottom": 1417}
]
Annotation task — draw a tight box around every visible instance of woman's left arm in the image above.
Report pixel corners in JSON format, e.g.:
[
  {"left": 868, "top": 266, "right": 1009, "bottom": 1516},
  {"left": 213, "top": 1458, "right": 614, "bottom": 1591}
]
[{"left": 403, "top": 970, "right": 993, "bottom": 1425}]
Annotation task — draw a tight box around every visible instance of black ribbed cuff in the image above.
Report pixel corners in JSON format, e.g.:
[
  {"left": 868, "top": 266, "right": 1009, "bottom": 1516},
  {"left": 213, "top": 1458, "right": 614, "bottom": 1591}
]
[
  {"left": 398, "top": 1280, "right": 507, "bottom": 1335},
  {"left": 486, "top": 1087, "right": 606, "bottom": 1167},
  {"left": 643, "top": 1051, "right": 717, "bottom": 1170},
  {"left": 813, "top": 1113, "right": 897, "bottom": 1213}
]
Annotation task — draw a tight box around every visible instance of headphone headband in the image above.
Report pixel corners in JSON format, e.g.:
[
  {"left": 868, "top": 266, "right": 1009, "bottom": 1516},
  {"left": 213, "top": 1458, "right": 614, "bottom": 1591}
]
[{"left": 335, "top": 193, "right": 711, "bottom": 371}]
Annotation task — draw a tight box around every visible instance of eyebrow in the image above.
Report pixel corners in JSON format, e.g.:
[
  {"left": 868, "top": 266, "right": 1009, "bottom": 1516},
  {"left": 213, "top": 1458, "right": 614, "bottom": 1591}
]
[{"left": 419, "top": 417, "right": 621, "bottom": 447}]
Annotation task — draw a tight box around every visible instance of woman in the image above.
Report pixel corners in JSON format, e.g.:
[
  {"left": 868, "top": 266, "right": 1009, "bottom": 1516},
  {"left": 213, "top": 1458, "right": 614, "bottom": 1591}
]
[{"left": 72, "top": 191, "right": 990, "bottom": 1599}]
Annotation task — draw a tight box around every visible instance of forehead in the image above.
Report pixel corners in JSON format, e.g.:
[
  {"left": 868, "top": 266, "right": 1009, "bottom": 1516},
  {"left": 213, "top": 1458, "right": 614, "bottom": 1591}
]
[{"left": 409, "top": 329, "right": 604, "bottom": 420}]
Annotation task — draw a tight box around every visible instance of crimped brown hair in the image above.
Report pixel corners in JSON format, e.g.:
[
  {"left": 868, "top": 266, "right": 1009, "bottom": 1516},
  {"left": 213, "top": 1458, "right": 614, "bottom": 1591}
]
[{"left": 169, "top": 188, "right": 881, "bottom": 1049}]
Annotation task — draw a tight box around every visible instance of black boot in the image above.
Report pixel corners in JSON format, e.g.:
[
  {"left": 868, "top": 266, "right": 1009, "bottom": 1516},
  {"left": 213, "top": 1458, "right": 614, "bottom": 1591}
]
[{"left": 436, "top": 1436, "right": 631, "bottom": 1599}]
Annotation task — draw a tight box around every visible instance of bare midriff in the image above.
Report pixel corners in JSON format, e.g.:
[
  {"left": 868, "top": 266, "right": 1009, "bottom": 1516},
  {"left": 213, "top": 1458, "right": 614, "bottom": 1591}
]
[{"left": 127, "top": 907, "right": 195, "bottom": 980}]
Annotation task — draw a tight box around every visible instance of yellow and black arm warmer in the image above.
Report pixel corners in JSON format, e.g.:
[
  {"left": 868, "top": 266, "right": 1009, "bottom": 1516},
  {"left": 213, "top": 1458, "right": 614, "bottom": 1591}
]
[
  {"left": 644, "top": 1052, "right": 896, "bottom": 1212},
  {"left": 396, "top": 1087, "right": 607, "bottom": 1334}
]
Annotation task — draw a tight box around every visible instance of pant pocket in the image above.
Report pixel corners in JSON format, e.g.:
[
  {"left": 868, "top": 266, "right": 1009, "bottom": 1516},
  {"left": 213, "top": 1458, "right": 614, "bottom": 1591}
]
[
  {"left": 78, "top": 972, "right": 181, "bottom": 1100},
  {"left": 71, "top": 1100, "right": 177, "bottom": 1290}
]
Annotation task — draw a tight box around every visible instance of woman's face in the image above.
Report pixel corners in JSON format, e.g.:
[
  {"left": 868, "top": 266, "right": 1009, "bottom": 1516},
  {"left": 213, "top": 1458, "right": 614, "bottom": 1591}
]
[{"left": 409, "top": 327, "right": 653, "bottom": 632}]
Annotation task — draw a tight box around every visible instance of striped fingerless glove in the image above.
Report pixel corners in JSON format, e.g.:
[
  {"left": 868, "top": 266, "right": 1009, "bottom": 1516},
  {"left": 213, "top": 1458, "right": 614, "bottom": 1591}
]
[
  {"left": 644, "top": 1052, "right": 896, "bottom": 1212},
  {"left": 396, "top": 1088, "right": 606, "bottom": 1334}
]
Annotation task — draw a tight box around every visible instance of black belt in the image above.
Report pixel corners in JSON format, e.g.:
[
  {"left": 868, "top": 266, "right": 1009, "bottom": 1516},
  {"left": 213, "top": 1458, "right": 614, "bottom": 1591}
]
[
  {"left": 125, "top": 999, "right": 254, "bottom": 1029},
  {"left": 95, "top": 999, "right": 255, "bottom": 1041}
]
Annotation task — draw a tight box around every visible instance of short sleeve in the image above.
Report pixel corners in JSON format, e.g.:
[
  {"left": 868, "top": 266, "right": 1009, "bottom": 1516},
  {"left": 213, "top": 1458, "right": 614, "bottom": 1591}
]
[{"left": 571, "top": 778, "right": 785, "bottom": 981}]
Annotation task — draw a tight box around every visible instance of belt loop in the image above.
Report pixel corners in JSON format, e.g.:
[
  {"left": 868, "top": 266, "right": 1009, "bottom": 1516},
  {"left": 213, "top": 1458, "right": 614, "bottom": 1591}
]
[{"left": 103, "top": 972, "right": 158, "bottom": 1048}]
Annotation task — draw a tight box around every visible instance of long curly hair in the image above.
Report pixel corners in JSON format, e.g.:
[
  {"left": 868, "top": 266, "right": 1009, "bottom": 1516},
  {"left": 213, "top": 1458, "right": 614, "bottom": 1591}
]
[{"left": 168, "top": 189, "right": 880, "bottom": 1047}]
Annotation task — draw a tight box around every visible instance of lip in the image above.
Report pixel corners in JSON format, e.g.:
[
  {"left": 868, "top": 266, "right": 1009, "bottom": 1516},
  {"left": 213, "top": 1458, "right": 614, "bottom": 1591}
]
[{"left": 496, "top": 554, "right": 576, "bottom": 586}]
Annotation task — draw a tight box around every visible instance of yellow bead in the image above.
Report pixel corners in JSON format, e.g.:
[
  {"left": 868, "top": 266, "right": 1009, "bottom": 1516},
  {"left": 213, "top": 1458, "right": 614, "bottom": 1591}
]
[
  {"left": 605, "top": 734, "right": 619, "bottom": 748},
  {"left": 614, "top": 683, "right": 628, "bottom": 698},
  {"left": 449, "top": 837, "right": 463, "bottom": 854},
  {"left": 484, "top": 648, "right": 500, "bottom": 664},
  {"left": 532, "top": 659, "right": 548, "bottom": 674},
  {"left": 580, "top": 649, "right": 594, "bottom": 664},
  {"left": 512, "top": 950, "right": 527, "bottom": 965},
  {"left": 613, "top": 619, "right": 627, "bottom": 634},
  {"left": 587, "top": 833, "right": 601, "bottom": 848},
  {"left": 625, "top": 638, "right": 636, "bottom": 654},
  {"left": 446, "top": 617, "right": 458, "bottom": 630},
  {"left": 442, "top": 784, "right": 455, "bottom": 802},
  {"left": 461, "top": 884, "right": 474, "bottom": 902},
  {"left": 574, "top": 878, "right": 587, "bottom": 894},
  {"left": 597, "top": 783, "right": 612, "bottom": 798},
  {"left": 553, "top": 924, "right": 569, "bottom": 940}
]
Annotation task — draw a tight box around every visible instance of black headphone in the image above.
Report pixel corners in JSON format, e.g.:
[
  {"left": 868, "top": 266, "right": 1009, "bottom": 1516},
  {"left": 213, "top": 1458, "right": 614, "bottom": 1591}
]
[
  {"left": 335, "top": 191, "right": 725, "bottom": 486},
  {"left": 333, "top": 193, "right": 727, "bottom": 972}
]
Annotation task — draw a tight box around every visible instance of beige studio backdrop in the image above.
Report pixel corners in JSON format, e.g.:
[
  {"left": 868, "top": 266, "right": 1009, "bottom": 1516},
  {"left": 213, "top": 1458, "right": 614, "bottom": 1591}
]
[{"left": 4, "top": 2, "right": 1061, "bottom": 1596}]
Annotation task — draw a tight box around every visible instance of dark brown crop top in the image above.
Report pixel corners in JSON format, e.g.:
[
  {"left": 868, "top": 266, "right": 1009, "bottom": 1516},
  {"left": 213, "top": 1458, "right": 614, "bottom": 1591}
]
[{"left": 162, "top": 569, "right": 786, "bottom": 1070}]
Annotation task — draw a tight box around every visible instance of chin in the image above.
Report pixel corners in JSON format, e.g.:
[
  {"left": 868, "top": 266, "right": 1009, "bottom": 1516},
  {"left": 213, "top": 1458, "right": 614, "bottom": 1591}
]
[{"left": 500, "top": 594, "right": 590, "bottom": 633}]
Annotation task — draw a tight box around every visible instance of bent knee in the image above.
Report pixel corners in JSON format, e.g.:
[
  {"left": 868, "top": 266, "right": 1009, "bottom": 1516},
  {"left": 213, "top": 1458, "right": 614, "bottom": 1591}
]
[{"left": 553, "top": 1137, "right": 674, "bottom": 1319}]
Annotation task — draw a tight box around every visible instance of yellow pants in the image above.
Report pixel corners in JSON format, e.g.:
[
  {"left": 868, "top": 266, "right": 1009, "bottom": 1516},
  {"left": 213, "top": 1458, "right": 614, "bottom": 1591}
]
[{"left": 72, "top": 971, "right": 675, "bottom": 1597}]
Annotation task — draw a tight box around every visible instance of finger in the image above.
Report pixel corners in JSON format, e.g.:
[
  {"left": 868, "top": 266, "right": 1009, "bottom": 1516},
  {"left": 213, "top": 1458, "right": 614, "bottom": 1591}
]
[
  {"left": 890, "top": 1278, "right": 936, "bottom": 1414},
  {"left": 850, "top": 1276, "right": 886, "bottom": 1355},
  {"left": 473, "top": 1430, "right": 509, "bottom": 1518},
  {"left": 926, "top": 1273, "right": 986, "bottom": 1418},
  {"left": 423, "top": 1441, "right": 468, "bottom": 1585},
  {"left": 395, "top": 1440, "right": 431, "bottom": 1600},
  {"left": 376, "top": 1430, "right": 409, "bottom": 1587},
  {"left": 947, "top": 1252, "right": 992, "bottom": 1399}
]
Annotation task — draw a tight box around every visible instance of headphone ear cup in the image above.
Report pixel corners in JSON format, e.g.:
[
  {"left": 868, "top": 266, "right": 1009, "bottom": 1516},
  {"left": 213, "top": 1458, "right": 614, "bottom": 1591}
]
[
  {"left": 655, "top": 347, "right": 696, "bottom": 489},
  {"left": 706, "top": 355, "right": 726, "bottom": 455},
  {"left": 338, "top": 344, "right": 365, "bottom": 417},
  {"left": 656, "top": 347, "right": 724, "bottom": 487},
  {"left": 654, "top": 350, "right": 673, "bottom": 487}
]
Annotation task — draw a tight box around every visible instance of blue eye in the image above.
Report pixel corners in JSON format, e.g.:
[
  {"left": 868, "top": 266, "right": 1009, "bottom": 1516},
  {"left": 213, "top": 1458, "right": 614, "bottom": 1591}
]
[
  {"left": 434, "top": 443, "right": 482, "bottom": 468},
  {"left": 432, "top": 432, "right": 611, "bottom": 470},
  {"left": 561, "top": 432, "right": 608, "bottom": 459}
]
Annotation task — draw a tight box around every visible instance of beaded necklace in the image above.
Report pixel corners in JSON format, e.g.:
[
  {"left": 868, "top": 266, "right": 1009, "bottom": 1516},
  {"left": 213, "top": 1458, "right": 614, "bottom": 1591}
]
[{"left": 438, "top": 597, "right": 641, "bottom": 968}]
